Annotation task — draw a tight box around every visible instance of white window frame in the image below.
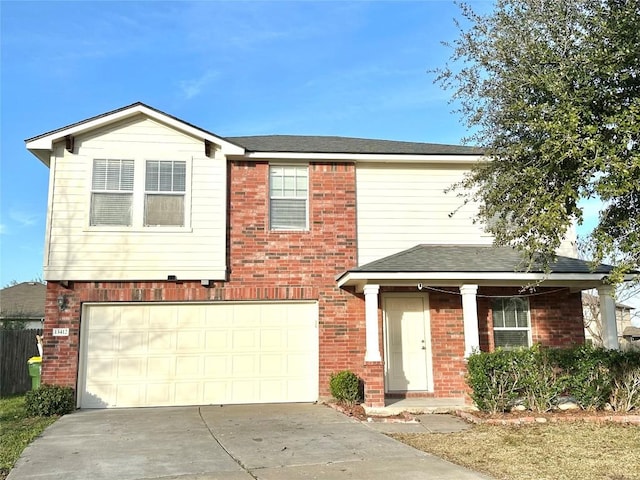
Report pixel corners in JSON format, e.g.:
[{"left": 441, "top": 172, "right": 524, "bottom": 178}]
[
  {"left": 269, "top": 164, "right": 309, "bottom": 231},
  {"left": 89, "top": 159, "right": 135, "bottom": 227},
  {"left": 87, "top": 157, "right": 191, "bottom": 232},
  {"left": 144, "top": 160, "right": 186, "bottom": 227},
  {"left": 492, "top": 297, "right": 532, "bottom": 349}
]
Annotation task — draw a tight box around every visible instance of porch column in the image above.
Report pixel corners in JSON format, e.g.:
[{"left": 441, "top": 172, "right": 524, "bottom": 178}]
[
  {"left": 460, "top": 284, "right": 480, "bottom": 357},
  {"left": 598, "top": 285, "right": 619, "bottom": 350},
  {"left": 364, "top": 284, "right": 382, "bottom": 362}
]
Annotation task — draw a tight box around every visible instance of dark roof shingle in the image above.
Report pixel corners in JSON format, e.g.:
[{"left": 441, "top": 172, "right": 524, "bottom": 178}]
[
  {"left": 352, "top": 245, "right": 614, "bottom": 274},
  {"left": 226, "top": 135, "right": 483, "bottom": 155}
]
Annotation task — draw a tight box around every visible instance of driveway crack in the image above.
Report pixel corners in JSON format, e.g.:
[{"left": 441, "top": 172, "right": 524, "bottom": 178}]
[{"left": 198, "top": 407, "right": 258, "bottom": 479}]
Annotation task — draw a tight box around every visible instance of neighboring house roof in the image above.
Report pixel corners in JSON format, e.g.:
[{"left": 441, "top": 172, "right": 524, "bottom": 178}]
[
  {"left": 582, "top": 292, "right": 635, "bottom": 310},
  {"left": 226, "top": 135, "right": 483, "bottom": 156},
  {"left": 337, "top": 244, "right": 623, "bottom": 289},
  {"left": 622, "top": 326, "right": 640, "bottom": 339},
  {"left": 0, "top": 282, "right": 46, "bottom": 319}
]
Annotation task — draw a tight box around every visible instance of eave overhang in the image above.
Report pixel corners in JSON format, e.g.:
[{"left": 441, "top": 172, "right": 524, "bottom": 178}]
[
  {"left": 336, "top": 270, "right": 636, "bottom": 293},
  {"left": 25, "top": 102, "right": 245, "bottom": 166}
]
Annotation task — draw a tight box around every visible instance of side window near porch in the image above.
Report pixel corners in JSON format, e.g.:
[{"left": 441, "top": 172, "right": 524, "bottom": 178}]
[{"left": 492, "top": 297, "right": 531, "bottom": 349}]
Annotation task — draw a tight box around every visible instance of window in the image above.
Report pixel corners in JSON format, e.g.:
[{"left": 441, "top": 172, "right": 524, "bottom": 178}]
[
  {"left": 145, "top": 160, "right": 186, "bottom": 226},
  {"left": 269, "top": 165, "right": 308, "bottom": 230},
  {"left": 90, "top": 159, "right": 134, "bottom": 226},
  {"left": 492, "top": 297, "right": 531, "bottom": 349}
]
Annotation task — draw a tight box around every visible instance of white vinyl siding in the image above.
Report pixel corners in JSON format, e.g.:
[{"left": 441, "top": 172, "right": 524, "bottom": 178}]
[
  {"left": 492, "top": 297, "right": 532, "bottom": 349},
  {"left": 145, "top": 160, "right": 186, "bottom": 226},
  {"left": 269, "top": 165, "right": 308, "bottom": 230},
  {"left": 44, "top": 115, "right": 228, "bottom": 281},
  {"left": 90, "top": 159, "right": 134, "bottom": 226},
  {"left": 356, "top": 163, "right": 489, "bottom": 265}
]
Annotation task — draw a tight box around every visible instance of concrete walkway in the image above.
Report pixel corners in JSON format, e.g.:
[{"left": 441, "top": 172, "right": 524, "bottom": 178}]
[{"left": 8, "top": 404, "right": 490, "bottom": 480}]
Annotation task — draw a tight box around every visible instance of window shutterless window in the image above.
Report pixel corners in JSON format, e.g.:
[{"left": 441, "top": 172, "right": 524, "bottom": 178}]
[
  {"left": 269, "top": 165, "right": 308, "bottom": 230},
  {"left": 492, "top": 297, "right": 531, "bottom": 349},
  {"left": 90, "top": 159, "right": 134, "bottom": 226},
  {"left": 144, "top": 160, "right": 186, "bottom": 226}
]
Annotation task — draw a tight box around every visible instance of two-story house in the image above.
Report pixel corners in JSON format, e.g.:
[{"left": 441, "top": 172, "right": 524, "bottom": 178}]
[{"left": 26, "top": 103, "right": 622, "bottom": 409}]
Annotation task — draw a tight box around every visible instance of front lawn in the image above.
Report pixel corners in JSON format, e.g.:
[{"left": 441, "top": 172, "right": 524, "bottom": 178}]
[
  {"left": 392, "top": 422, "right": 640, "bottom": 480},
  {"left": 0, "top": 395, "right": 57, "bottom": 479}
]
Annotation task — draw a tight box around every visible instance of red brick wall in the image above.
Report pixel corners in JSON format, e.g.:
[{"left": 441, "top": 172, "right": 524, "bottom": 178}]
[
  {"left": 42, "top": 161, "right": 365, "bottom": 398},
  {"left": 477, "top": 287, "right": 585, "bottom": 351},
  {"left": 429, "top": 291, "right": 468, "bottom": 397},
  {"left": 379, "top": 286, "right": 585, "bottom": 400}
]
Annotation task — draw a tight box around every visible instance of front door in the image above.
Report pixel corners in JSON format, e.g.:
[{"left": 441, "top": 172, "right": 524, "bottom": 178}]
[{"left": 384, "top": 294, "right": 433, "bottom": 392}]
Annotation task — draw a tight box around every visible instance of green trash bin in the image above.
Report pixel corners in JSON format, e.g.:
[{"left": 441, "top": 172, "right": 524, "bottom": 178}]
[{"left": 27, "top": 356, "right": 42, "bottom": 390}]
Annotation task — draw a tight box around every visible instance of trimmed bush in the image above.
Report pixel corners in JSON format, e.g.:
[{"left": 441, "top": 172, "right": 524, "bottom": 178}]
[
  {"left": 557, "top": 345, "right": 614, "bottom": 410},
  {"left": 466, "top": 345, "right": 640, "bottom": 413},
  {"left": 25, "top": 384, "right": 75, "bottom": 417},
  {"left": 329, "top": 370, "right": 361, "bottom": 406},
  {"left": 466, "top": 349, "right": 526, "bottom": 413}
]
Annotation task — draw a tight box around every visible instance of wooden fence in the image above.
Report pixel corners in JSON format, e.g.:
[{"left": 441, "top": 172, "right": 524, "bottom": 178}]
[{"left": 0, "top": 329, "right": 43, "bottom": 397}]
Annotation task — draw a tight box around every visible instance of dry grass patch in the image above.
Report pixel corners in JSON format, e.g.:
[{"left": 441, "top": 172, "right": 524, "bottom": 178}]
[{"left": 392, "top": 422, "right": 640, "bottom": 480}]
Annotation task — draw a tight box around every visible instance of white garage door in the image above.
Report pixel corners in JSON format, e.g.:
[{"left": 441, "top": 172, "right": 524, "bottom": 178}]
[{"left": 79, "top": 302, "right": 318, "bottom": 408}]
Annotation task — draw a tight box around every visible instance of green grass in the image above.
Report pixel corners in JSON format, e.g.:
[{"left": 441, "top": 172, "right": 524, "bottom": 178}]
[{"left": 0, "top": 395, "right": 57, "bottom": 479}]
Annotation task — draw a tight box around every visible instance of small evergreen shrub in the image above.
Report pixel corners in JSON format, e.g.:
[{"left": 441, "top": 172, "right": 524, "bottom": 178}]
[
  {"left": 466, "top": 345, "right": 640, "bottom": 413},
  {"left": 466, "top": 349, "right": 526, "bottom": 413},
  {"left": 609, "top": 351, "right": 640, "bottom": 412},
  {"left": 329, "top": 370, "right": 361, "bottom": 406},
  {"left": 558, "top": 345, "right": 613, "bottom": 410},
  {"left": 25, "top": 384, "right": 75, "bottom": 417},
  {"left": 519, "top": 345, "right": 565, "bottom": 412}
]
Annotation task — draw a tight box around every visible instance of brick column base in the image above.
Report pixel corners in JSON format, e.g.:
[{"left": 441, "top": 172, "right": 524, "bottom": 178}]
[{"left": 363, "top": 361, "right": 385, "bottom": 408}]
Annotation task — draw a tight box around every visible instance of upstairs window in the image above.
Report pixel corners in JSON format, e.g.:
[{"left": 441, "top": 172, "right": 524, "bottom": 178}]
[
  {"left": 144, "top": 160, "right": 186, "bottom": 226},
  {"left": 492, "top": 297, "right": 531, "bottom": 349},
  {"left": 90, "top": 159, "right": 134, "bottom": 226},
  {"left": 269, "top": 165, "right": 308, "bottom": 230}
]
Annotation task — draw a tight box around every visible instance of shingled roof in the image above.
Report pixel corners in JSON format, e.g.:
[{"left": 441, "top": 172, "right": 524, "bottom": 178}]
[
  {"left": 226, "top": 135, "right": 483, "bottom": 155},
  {"left": 351, "top": 245, "right": 615, "bottom": 274},
  {"left": 0, "top": 282, "right": 46, "bottom": 319}
]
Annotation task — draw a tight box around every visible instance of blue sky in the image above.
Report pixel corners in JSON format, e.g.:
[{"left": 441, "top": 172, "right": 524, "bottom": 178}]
[{"left": 0, "top": 0, "right": 600, "bottom": 287}]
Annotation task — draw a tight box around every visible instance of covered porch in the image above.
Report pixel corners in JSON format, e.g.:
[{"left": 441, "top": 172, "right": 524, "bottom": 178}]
[{"left": 337, "top": 245, "right": 622, "bottom": 408}]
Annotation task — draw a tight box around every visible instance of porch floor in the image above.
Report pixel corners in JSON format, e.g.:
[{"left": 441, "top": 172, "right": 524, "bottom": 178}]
[{"left": 364, "top": 397, "right": 473, "bottom": 416}]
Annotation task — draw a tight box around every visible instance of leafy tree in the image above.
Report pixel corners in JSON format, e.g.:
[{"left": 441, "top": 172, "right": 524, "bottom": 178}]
[{"left": 435, "top": 0, "right": 640, "bottom": 281}]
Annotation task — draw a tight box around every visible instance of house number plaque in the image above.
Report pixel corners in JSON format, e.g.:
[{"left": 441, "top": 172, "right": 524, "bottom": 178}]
[{"left": 52, "top": 328, "right": 69, "bottom": 337}]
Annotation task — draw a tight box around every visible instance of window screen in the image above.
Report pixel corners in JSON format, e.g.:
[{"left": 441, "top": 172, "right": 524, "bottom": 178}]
[
  {"left": 492, "top": 297, "right": 531, "bottom": 349},
  {"left": 269, "top": 165, "right": 308, "bottom": 230},
  {"left": 145, "top": 160, "right": 186, "bottom": 226},
  {"left": 90, "top": 159, "right": 134, "bottom": 226}
]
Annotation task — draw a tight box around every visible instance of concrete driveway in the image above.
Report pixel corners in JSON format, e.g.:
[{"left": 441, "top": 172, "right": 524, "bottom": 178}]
[{"left": 8, "top": 404, "right": 491, "bottom": 480}]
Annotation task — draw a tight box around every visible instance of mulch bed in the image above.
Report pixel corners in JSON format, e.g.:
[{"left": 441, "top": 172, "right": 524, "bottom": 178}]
[
  {"left": 456, "top": 408, "right": 640, "bottom": 425},
  {"left": 325, "top": 400, "right": 640, "bottom": 426}
]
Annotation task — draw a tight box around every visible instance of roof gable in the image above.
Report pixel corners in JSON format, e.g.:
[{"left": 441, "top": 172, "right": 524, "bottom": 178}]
[{"left": 25, "top": 102, "right": 244, "bottom": 165}]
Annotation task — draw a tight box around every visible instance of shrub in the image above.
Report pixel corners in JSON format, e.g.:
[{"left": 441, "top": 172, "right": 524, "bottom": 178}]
[
  {"left": 519, "top": 345, "right": 565, "bottom": 412},
  {"left": 25, "top": 384, "right": 75, "bottom": 417},
  {"left": 559, "top": 345, "right": 614, "bottom": 410},
  {"left": 329, "top": 370, "right": 361, "bottom": 406},
  {"left": 466, "top": 349, "right": 526, "bottom": 413},
  {"left": 609, "top": 351, "right": 640, "bottom": 412},
  {"left": 467, "top": 345, "right": 640, "bottom": 413}
]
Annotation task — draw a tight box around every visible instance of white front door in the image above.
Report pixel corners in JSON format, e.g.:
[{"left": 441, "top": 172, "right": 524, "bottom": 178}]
[{"left": 384, "top": 294, "right": 433, "bottom": 392}]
